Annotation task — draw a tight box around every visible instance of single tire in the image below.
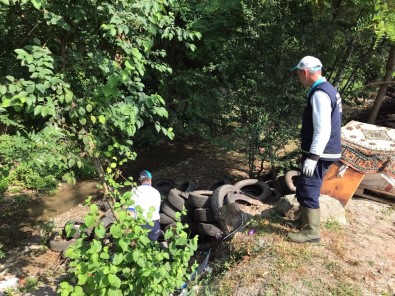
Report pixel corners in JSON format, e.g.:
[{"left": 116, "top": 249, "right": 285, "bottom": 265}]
[
  {"left": 168, "top": 188, "right": 188, "bottom": 211},
  {"left": 211, "top": 185, "right": 240, "bottom": 221},
  {"left": 176, "top": 181, "right": 197, "bottom": 193},
  {"left": 265, "top": 179, "right": 275, "bottom": 188},
  {"left": 153, "top": 178, "right": 176, "bottom": 195},
  {"left": 197, "top": 223, "right": 222, "bottom": 237},
  {"left": 233, "top": 179, "right": 271, "bottom": 202},
  {"left": 285, "top": 170, "right": 300, "bottom": 193},
  {"left": 161, "top": 200, "right": 179, "bottom": 220},
  {"left": 268, "top": 187, "right": 282, "bottom": 202},
  {"left": 160, "top": 213, "right": 176, "bottom": 225},
  {"left": 49, "top": 238, "right": 77, "bottom": 252},
  {"left": 187, "top": 190, "right": 213, "bottom": 208},
  {"left": 225, "top": 192, "right": 258, "bottom": 205},
  {"left": 101, "top": 212, "right": 116, "bottom": 229},
  {"left": 194, "top": 208, "right": 216, "bottom": 223}
]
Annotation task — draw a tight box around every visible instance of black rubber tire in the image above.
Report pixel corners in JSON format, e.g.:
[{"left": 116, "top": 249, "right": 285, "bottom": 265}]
[
  {"left": 209, "top": 177, "right": 232, "bottom": 191},
  {"left": 49, "top": 238, "right": 77, "bottom": 252},
  {"left": 233, "top": 179, "right": 271, "bottom": 201},
  {"left": 194, "top": 208, "right": 216, "bottom": 223},
  {"left": 265, "top": 179, "right": 275, "bottom": 188},
  {"left": 268, "top": 187, "right": 282, "bottom": 202},
  {"left": 211, "top": 185, "right": 240, "bottom": 221},
  {"left": 187, "top": 190, "right": 213, "bottom": 208},
  {"left": 285, "top": 170, "right": 300, "bottom": 193},
  {"left": 160, "top": 200, "right": 179, "bottom": 220},
  {"left": 176, "top": 181, "right": 197, "bottom": 193},
  {"left": 160, "top": 213, "right": 175, "bottom": 225},
  {"left": 167, "top": 188, "right": 188, "bottom": 211},
  {"left": 153, "top": 178, "right": 176, "bottom": 195},
  {"left": 197, "top": 223, "right": 222, "bottom": 237},
  {"left": 101, "top": 212, "right": 116, "bottom": 229}
]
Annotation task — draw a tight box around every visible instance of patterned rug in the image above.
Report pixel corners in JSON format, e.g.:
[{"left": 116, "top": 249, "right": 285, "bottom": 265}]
[{"left": 341, "top": 120, "right": 395, "bottom": 178}]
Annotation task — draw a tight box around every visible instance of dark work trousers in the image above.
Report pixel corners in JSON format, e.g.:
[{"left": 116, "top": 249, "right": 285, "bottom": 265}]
[
  {"left": 296, "top": 158, "right": 332, "bottom": 209},
  {"left": 143, "top": 220, "right": 160, "bottom": 241}
]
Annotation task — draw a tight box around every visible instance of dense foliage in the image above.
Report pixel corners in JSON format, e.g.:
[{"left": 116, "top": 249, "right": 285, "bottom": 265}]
[
  {"left": 59, "top": 190, "right": 198, "bottom": 296},
  {"left": 0, "top": 0, "right": 200, "bottom": 190}
]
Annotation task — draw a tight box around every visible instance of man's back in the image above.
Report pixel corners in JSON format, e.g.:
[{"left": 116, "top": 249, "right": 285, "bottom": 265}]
[{"left": 132, "top": 185, "right": 161, "bottom": 221}]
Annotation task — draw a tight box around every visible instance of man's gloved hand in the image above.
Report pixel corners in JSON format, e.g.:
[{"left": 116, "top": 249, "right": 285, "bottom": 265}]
[{"left": 302, "top": 158, "right": 318, "bottom": 177}]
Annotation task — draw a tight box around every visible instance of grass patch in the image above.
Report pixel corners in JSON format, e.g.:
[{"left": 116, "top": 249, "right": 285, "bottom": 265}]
[{"left": 324, "top": 219, "right": 342, "bottom": 232}]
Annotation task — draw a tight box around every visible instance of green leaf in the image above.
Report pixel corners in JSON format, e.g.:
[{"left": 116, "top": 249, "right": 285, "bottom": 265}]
[
  {"left": 98, "top": 115, "right": 106, "bottom": 124},
  {"left": 77, "top": 274, "right": 88, "bottom": 285},
  {"left": 84, "top": 214, "right": 96, "bottom": 227},
  {"left": 68, "top": 159, "right": 75, "bottom": 168},
  {"left": 112, "top": 253, "right": 124, "bottom": 265},
  {"left": 0, "top": 0, "right": 10, "bottom": 5},
  {"left": 78, "top": 107, "right": 86, "bottom": 116},
  {"left": 30, "top": 0, "right": 42, "bottom": 9},
  {"left": 95, "top": 224, "right": 106, "bottom": 238},
  {"left": 86, "top": 104, "right": 93, "bottom": 112},
  {"left": 108, "top": 274, "right": 121, "bottom": 288},
  {"left": 90, "top": 115, "right": 96, "bottom": 124},
  {"left": 5, "top": 76, "right": 14, "bottom": 82},
  {"left": 0, "top": 85, "right": 6, "bottom": 95}
]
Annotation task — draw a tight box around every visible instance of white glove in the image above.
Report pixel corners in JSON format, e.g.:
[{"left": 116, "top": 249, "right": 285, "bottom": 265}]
[{"left": 302, "top": 158, "right": 318, "bottom": 177}]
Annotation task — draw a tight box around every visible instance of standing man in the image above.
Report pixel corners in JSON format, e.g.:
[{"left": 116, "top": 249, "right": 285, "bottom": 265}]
[
  {"left": 289, "top": 56, "right": 342, "bottom": 243},
  {"left": 129, "top": 170, "right": 161, "bottom": 241}
]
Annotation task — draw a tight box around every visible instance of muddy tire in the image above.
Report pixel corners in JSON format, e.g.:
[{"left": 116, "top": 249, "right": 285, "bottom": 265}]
[
  {"left": 188, "top": 190, "right": 213, "bottom": 208},
  {"left": 197, "top": 223, "right": 222, "bottom": 237},
  {"left": 160, "top": 213, "right": 176, "bottom": 225},
  {"left": 49, "top": 238, "right": 77, "bottom": 252},
  {"left": 176, "top": 181, "right": 197, "bottom": 194},
  {"left": 211, "top": 185, "right": 240, "bottom": 221},
  {"left": 285, "top": 170, "right": 300, "bottom": 193},
  {"left": 168, "top": 188, "right": 188, "bottom": 211},
  {"left": 194, "top": 208, "right": 216, "bottom": 223},
  {"left": 101, "top": 212, "right": 116, "bottom": 228},
  {"left": 233, "top": 179, "right": 272, "bottom": 202},
  {"left": 153, "top": 179, "right": 176, "bottom": 196},
  {"left": 161, "top": 200, "right": 179, "bottom": 220}
]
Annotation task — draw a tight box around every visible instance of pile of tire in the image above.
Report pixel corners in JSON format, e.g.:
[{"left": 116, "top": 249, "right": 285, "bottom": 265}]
[
  {"left": 158, "top": 177, "right": 281, "bottom": 239},
  {"left": 48, "top": 210, "right": 116, "bottom": 255}
]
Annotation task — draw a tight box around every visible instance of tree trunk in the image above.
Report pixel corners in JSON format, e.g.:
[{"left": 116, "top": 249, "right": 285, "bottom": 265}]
[
  {"left": 368, "top": 45, "right": 395, "bottom": 124},
  {"left": 91, "top": 156, "right": 109, "bottom": 197}
]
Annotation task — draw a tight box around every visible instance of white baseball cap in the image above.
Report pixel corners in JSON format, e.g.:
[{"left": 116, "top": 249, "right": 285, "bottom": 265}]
[{"left": 292, "top": 56, "right": 322, "bottom": 71}]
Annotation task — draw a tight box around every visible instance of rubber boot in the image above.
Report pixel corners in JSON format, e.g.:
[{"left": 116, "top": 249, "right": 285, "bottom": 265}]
[
  {"left": 287, "top": 207, "right": 320, "bottom": 243},
  {"left": 285, "top": 217, "right": 303, "bottom": 230},
  {"left": 284, "top": 207, "right": 304, "bottom": 230}
]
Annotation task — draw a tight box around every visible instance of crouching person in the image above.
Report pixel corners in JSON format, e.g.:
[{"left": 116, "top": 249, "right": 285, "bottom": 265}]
[{"left": 128, "top": 170, "right": 161, "bottom": 241}]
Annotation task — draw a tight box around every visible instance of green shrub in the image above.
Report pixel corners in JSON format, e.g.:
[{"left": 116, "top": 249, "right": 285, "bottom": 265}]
[
  {"left": 0, "top": 177, "right": 9, "bottom": 193},
  {"left": 9, "top": 165, "right": 57, "bottom": 191},
  {"left": 58, "top": 190, "right": 198, "bottom": 296}
]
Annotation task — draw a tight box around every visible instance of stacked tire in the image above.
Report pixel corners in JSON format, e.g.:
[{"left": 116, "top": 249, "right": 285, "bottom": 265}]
[{"left": 159, "top": 181, "right": 197, "bottom": 233}]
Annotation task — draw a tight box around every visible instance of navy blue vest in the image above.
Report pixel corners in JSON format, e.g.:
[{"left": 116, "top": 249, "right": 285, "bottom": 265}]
[{"left": 300, "top": 81, "right": 342, "bottom": 161}]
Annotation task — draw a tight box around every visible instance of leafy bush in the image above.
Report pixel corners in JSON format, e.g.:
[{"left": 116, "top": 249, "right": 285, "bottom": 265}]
[
  {"left": 0, "top": 177, "right": 9, "bottom": 194},
  {"left": 58, "top": 190, "right": 198, "bottom": 296},
  {"left": 8, "top": 165, "right": 57, "bottom": 191}
]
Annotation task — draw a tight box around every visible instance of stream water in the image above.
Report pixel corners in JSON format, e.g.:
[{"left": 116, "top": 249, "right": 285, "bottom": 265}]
[{"left": 0, "top": 180, "right": 100, "bottom": 251}]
